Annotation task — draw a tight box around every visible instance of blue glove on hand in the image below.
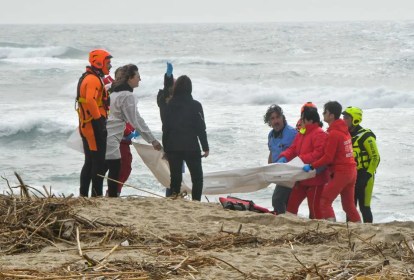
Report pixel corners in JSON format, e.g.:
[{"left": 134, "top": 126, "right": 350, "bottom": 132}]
[
  {"left": 125, "top": 130, "right": 140, "bottom": 141},
  {"left": 303, "top": 164, "right": 312, "bottom": 172},
  {"left": 125, "top": 132, "right": 134, "bottom": 141},
  {"left": 166, "top": 62, "right": 173, "bottom": 77},
  {"left": 132, "top": 130, "right": 140, "bottom": 138},
  {"left": 276, "top": 157, "right": 287, "bottom": 163}
]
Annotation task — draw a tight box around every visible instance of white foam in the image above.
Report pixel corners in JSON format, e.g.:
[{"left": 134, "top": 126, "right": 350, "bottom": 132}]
[
  {"left": 2, "top": 57, "right": 84, "bottom": 65},
  {"left": 0, "top": 46, "right": 69, "bottom": 59}
]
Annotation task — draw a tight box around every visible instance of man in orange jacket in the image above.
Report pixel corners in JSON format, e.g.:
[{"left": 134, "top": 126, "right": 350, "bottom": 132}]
[{"left": 77, "top": 49, "right": 112, "bottom": 197}]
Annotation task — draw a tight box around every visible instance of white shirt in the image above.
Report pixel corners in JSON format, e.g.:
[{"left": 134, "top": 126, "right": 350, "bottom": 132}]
[{"left": 106, "top": 90, "right": 156, "bottom": 160}]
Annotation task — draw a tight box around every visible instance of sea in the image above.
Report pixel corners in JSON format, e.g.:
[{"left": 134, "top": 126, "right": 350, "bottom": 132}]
[{"left": 1, "top": 22, "right": 414, "bottom": 222}]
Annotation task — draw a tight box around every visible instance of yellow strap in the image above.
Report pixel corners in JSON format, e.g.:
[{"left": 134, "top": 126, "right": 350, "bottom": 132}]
[
  {"left": 78, "top": 97, "right": 87, "bottom": 103},
  {"left": 76, "top": 108, "right": 93, "bottom": 124},
  {"left": 78, "top": 97, "right": 104, "bottom": 107}
]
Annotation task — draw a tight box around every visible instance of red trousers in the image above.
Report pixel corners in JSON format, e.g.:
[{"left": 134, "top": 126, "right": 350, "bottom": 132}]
[
  {"left": 118, "top": 142, "right": 132, "bottom": 194},
  {"left": 319, "top": 169, "right": 361, "bottom": 222},
  {"left": 287, "top": 183, "right": 324, "bottom": 219}
]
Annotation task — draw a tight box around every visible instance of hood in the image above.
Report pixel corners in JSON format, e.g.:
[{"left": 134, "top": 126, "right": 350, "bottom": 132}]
[
  {"left": 111, "top": 82, "right": 133, "bottom": 93},
  {"left": 169, "top": 93, "right": 193, "bottom": 105},
  {"left": 304, "top": 123, "right": 320, "bottom": 133},
  {"left": 328, "top": 119, "right": 349, "bottom": 134}
]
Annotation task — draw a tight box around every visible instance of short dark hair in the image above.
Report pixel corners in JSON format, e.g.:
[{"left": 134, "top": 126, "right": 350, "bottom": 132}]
[
  {"left": 263, "top": 104, "right": 287, "bottom": 126},
  {"left": 324, "top": 101, "right": 342, "bottom": 119},
  {"left": 173, "top": 75, "right": 192, "bottom": 96},
  {"left": 302, "top": 107, "right": 323, "bottom": 127}
]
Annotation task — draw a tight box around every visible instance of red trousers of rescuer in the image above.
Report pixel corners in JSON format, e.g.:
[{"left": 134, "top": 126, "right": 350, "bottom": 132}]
[
  {"left": 287, "top": 183, "right": 324, "bottom": 219},
  {"left": 319, "top": 169, "right": 361, "bottom": 222},
  {"left": 118, "top": 142, "right": 133, "bottom": 193}
]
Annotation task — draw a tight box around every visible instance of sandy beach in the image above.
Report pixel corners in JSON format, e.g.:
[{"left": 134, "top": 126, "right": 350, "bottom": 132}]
[{"left": 1, "top": 191, "right": 414, "bottom": 279}]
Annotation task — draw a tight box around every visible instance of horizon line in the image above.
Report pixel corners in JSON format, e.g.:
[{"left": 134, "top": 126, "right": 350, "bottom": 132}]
[{"left": 1, "top": 19, "right": 414, "bottom": 25}]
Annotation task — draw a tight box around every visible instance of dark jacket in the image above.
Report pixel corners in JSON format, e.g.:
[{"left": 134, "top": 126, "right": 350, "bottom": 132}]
[
  {"left": 162, "top": 94, "right": 209, "bottom": 153},
  {"left": 157, "top": 73, "right": 174, "bottom": 124},
  {"left": 157, "top": 88, "right": 169, "bottom": 124}
]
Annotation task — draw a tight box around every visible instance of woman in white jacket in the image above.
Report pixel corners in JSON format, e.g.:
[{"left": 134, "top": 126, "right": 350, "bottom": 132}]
[{"left": 105, "top": 64, "right": 162, "bottom": 197}]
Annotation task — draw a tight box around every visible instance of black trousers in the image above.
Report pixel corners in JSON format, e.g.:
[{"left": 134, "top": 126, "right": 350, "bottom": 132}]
[
  {"left": 80, "top": 134, "right": 106, "bottom": 197},
  {"left": 272, "top": 185, "right": 292, "bottom": 214},
  {"left": 105, "top": 159, "right": 121, "bottom": 197},
  {"left": 354, "top": 169, "right": 373, "bottom": 223},
  {"left": 166, "top": 151, "right": 203, "bottom": 201}
]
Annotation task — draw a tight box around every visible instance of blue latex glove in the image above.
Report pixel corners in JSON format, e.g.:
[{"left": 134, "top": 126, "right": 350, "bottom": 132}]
[
  {"left": 132, "top": 130, "right": 140, "bottom": 138},
  {"left": 166, "top": 62, "right": 173, "bottom": 77},
  {"left": 303, "top": 164, "right": 312, "bottom": 172},
  {"left": 125, "top": 130, "right": 140, "bottom": 141},
  {"left": 125, "top": 132, "right": 134, "bottom": 141},
  {"left": 276, "top": 157, "right": 287, "bottom": 163}
]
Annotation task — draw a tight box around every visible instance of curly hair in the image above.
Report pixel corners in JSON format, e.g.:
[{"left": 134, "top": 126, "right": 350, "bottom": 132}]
[{"left": 263, "top": 104, "right": 286, "bottom": 126}]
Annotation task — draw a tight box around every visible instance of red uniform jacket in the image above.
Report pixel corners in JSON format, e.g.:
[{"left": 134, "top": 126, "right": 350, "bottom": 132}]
[
  {"left": 280, "top": 123, "right": 329, "bottom": 186},
  {"left": 312, "top": 119, "right": 356, "bottom": 172}
]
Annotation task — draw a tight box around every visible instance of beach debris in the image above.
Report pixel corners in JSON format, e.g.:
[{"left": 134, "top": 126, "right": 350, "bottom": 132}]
[
  {"left": 219, "top": 222, "right": 243, "bottom": 234},
  {"left": 98, "top": 174, "right": 165, "bottom": 198},
  {"left": 1, "top": 173, "right": 414, "bottom": 279},
  {"left": 0, "top": 173, "right": 135, "bottom": 255}
]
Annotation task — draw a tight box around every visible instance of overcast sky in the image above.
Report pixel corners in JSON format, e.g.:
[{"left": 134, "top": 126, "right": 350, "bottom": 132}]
[{"left": 1, "top": 0, "right": 413, "bottom": 24}]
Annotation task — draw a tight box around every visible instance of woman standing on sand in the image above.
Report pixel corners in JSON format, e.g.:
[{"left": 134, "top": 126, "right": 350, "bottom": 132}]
[
  {"left": 105, "top": 64, "right": 162, "bottom": 197},
  {"left": 162, "top": 75, "right": 209, "bottom": 201}
]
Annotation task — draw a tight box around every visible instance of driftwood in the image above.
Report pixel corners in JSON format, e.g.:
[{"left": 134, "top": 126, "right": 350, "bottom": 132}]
[
  {"left": 0, "top": 173, "right": 134, "bottom": 255},
  {"left": 1, "top": 173, "right": 414, "bottom": 279}
]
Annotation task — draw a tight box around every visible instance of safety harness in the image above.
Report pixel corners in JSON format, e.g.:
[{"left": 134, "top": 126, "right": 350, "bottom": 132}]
[
  {"left": 351, "top": 127, "right": 376, "bottom": 170},
  {"left": 75, "top": 67, "right": 109, "bottom": 126}
]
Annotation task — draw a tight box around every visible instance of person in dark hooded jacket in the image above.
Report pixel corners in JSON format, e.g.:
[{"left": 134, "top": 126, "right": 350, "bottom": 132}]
[
  {"left": 162, "top": 75, "right": 209, "bottom": 201},
  {"left": 157, "top": 62, "right": 174, "bottom": 124},
  {"left": 157, "top": 62, "right": 180, "bottom": 197}
]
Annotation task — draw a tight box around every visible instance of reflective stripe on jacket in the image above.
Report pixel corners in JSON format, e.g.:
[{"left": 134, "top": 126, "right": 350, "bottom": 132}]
[{"left": 351, "top": 125, "right": 380, "bottom": 174}]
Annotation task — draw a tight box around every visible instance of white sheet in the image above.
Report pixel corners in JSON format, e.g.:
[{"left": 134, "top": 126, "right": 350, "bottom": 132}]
[
  {"left": 67, "top": 128, "right": 83, "bottom": 153},
  {"left": 133, "top": 142, "right": 315, "bottom": 195}
]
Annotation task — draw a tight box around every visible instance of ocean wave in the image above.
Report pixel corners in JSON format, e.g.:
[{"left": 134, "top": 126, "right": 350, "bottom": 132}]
[
  {"left": 2, "top": 84, "right": 413, "bottom": 141},
  {"left": 1, "top": 57, "right": 84, "bottom": 65},
  {"left": 0, "top": 44, "right": 83, "bottom": 60},
  {"left": 0, "top": 115, "right": 76, "bottom": 139},
  {"left": 194, "top": 79, "right": 414, "bottom": 108},
  {"left": 135, "top": 57, "right": 262, "bottom": 67}
]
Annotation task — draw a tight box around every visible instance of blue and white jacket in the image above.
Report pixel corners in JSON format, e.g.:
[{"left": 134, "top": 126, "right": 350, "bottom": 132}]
[{"left": 268, "top": 125, "right": 297, "bottom": 163}]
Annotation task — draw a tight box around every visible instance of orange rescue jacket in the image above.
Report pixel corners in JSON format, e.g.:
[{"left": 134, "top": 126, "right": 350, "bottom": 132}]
[{"left": 76, "top": 67, "right": 109, "bottom": 125}]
